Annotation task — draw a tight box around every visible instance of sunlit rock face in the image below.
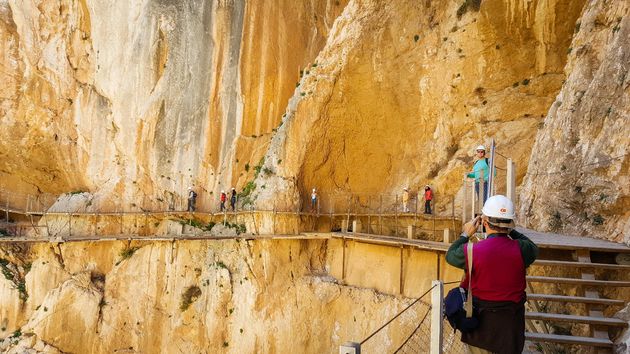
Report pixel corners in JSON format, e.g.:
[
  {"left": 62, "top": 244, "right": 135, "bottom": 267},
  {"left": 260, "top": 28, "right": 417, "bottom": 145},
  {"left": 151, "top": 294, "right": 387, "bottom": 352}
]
[
  {"left": 519, "top": 0, "right": 630, "bottom": 243},
  {"left": 0, "top": 239, "right": 419, "bottom": 353},
  {"left": 0, "top": 0, "right": 345, "bottom": 211},
  {"left": 252, "top": 0, "right": 585, "bottom": 213},
  {"left": 1, "top": 0, "right": 628, "bottom": 240}
]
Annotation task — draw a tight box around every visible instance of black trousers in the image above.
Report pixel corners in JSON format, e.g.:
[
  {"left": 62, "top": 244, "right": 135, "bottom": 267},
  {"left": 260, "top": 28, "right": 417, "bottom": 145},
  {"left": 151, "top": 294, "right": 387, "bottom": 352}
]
[{"left": 425, "top": 200, "right": 432, "bottom": 214}]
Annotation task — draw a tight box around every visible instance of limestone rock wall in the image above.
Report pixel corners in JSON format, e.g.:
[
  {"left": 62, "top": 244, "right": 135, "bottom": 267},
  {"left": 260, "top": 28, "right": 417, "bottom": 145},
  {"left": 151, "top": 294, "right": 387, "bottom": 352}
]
[
  {"left": 519, "top": 1, "right": 630, "bottom": 243},
  {"left": 0, "top": 0, "right": 345, "bottom": 211},
  {"left": 252, "top": 0, "right": 586, "bottom": 213},
  {"left": 0, "top": 239, "right": 419, "bottom": 353}
]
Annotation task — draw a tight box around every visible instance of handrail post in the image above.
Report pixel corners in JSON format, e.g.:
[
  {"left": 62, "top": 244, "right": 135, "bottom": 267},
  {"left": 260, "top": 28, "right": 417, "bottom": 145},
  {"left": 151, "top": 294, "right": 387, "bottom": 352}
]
[
  {"left": 479, "top": 169, "right": 485, "bottom": 215},
  {"left": 507, "top": 158, "right": 516, "bottom": 202},
  {"left": 462, "top": 178, "right": 468, "bottom": 224},
  {"left": 379, "top": 195, "right": 383, "bottom": 235},
  {"left": 430, "top": 280, "right": 444, "bottom": 354},
  {"left": 395, "top": 194, "right": 399, "bottom": 237}
]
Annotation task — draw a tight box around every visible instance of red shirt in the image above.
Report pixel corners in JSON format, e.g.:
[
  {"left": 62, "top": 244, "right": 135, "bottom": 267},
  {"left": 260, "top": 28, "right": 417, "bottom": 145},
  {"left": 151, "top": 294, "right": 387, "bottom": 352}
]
[
  {"left": 220, "top": 193, "right": 226, "bottom": 202},
  {"left": 424, "top": 189, "right": 433, "bottom": 201},
  {"left": 462, "top": 235, "right": 526, "bottom": 303}
]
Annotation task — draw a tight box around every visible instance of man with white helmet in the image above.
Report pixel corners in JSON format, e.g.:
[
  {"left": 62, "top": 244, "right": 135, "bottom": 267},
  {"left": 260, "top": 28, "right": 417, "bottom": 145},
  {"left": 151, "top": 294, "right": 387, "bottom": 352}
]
[
  {"left": 467, "top": 145, "right": 490, "bottom": 204},
  {"left": 446, "top": 195, "right": 538, "bottom": 354}
]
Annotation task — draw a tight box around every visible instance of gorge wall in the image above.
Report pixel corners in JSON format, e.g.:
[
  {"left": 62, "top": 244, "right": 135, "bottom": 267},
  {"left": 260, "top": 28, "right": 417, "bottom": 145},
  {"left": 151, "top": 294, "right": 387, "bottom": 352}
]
[
  {"left": 0, "top": 1, "right": 628, "bottom": 242},
  {"left": 0, "top": 239, "right": 429, "bottom": 353}
]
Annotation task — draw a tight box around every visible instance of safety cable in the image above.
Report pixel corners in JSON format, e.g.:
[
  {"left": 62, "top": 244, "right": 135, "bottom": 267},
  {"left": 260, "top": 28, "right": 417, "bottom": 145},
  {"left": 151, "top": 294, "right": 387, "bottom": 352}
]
[{"left": 360, "top": 284, "right": 436, "bottom": 345}]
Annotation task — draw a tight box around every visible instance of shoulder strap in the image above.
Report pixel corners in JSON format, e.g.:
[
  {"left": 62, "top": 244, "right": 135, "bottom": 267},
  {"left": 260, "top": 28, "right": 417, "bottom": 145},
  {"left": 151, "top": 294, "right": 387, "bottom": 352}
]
[{"left": 465, "top": 243, "right": 474, "bottom": 318}]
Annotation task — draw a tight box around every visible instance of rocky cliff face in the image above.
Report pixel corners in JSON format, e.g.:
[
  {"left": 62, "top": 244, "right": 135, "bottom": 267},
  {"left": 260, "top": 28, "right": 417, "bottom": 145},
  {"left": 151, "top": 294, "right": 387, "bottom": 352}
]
[
  {"left": 0, "top": 0, "right": 345, "bottom": 211},
  {"left": 519, "top": 0, "right": 630, "bottom": 244},
  {"left": 252, "top": 0, "right": 586, "bottom": 212},
  {"left": 0, "top": 239, "right": 419, "bottom": 353}
]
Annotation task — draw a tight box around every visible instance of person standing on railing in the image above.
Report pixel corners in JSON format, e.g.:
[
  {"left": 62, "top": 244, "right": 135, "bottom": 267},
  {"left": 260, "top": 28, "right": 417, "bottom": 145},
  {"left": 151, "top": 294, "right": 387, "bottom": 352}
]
[
  {"left": 230, "top": 188, "right": 237, "bottom": 211},
  {"left": 467, "top": 145, "right": 490, "bottom": 204},
  {"left": 423, "top": 185, "right": 433, "bottom": 214},
  {"left": 220, "top": 190, "right": 227, "bottom": 212},
  {"left": 187, "top": 187, "right": 197, "bottom": 212},
  {"left": 445, "top": 195, "right": 538, "bottom": 354},
  {"left": 402, "top": 187, "right": 410, "bottom": 213}
]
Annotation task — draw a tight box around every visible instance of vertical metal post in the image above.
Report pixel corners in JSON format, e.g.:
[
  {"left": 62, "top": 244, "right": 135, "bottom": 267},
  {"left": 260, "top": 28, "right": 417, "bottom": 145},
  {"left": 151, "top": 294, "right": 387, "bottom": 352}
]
[
  {"left": 507, "top": 158, "right": 516, "bottom": 202},
  {"left": 471, "top": 179, "right": 476, "bottom": 218},
  {"left": 430, "top": 280, "right": 444, "bottom": 354},
  {"left": 462, "top": 178, "right": 468, "bottom": 224},
  {"left": 367, "top": 196, "right": 371, "bottom": 234},
  {"left": 488, "top": 138, "right": 496, "bottom": 198},
  {"left": 399, "top": 246, "right": 404, "bottom": 295},
  {"left": 395, "top": 194, "right": 399, "bottom": 237},
  {"left": 329, "top": 196, "right": 333, "bottom": 232},
  {"left": 479, "top": 169, "right": 486, "bottom": 215},
  {"left": 346, "top": 196, "right": 351, "bottom": 232},
  {"left": 341, "top": 236, "right": 346, "bottom": 282},
  {"left": 68, "top": 213, "right": 72, "bottom": 237},
  {"left": 379, "top": 195, "right": 383, "bottom": 235}
]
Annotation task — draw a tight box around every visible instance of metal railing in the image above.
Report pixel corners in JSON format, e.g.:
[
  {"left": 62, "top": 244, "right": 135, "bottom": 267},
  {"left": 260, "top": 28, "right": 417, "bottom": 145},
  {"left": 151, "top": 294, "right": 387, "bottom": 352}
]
[
  {"left": 461, "top": 140, "right": 516, "bottom": 222},
  {"left": 340, "top": 280, "right": 467, "bottom": 354}
]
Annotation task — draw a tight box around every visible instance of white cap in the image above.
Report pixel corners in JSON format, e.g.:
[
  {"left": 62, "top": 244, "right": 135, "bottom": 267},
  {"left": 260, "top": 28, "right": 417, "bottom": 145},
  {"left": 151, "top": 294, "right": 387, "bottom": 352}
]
[
  {"left": 188, "top": 187, "right": 192, "bottom": 190},
  {"left": 481, "top": 195, "right": 515, "bottom": 228},
  {"left": 221, "top": 190, "right": 225, "bottom": 193},
  {"left": 403, "top": 187, "right": 408, "bottom": 190},
  {"left": 476, "top": 145, "right": 486, "bottom": 151}
]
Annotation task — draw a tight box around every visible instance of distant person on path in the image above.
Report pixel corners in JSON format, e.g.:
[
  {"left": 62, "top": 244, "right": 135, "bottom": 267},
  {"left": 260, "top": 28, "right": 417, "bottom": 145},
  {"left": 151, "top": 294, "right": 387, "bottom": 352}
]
[
  {"left": 311, "top": 188, "right": 318, "bottom": 212},
  {"left": 187, "top": 187, "right": 197, "bottom": 212},
  {"left": 402, "top": 187, "right": 410, "bottom": 212},
  {"left": 467, "top": 145, "right": 490, "bottom": 205},
  {"left": 220, "top": 190, "right": 227, "bottom": 212},
  {"left": 446, "top": 195, "right": 538, "bottom": 354},
  {"left": 424, "top": 185, "right": 433, "bottom": 214},
  {"left": 230, "top": 188, "right": 237, "bottom": 211}
]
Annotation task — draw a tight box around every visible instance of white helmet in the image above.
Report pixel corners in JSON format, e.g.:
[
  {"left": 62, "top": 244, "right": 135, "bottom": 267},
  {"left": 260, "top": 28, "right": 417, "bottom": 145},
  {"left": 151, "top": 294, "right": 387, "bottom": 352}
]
[
  {"left": 476, "top": 145, "right": 486, "bottom": 152},
  {"left": 481, "top": 195, "right": 515, "bottom": 228},
  {"left": 221, "top": 190, "right": 225, "bottom": 193}
]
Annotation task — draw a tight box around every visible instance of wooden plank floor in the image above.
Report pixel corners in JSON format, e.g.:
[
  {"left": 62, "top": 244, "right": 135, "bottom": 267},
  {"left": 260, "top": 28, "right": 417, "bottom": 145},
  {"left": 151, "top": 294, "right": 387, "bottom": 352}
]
[{"left": 516, "top": 227, "right": 630, "bottom": 253}]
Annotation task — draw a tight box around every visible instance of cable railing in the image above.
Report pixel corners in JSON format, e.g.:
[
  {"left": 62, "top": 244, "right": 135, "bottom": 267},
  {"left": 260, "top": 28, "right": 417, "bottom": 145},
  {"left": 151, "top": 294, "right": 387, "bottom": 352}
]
[{"left": 340, "top": 280, "right": 468, "bottom": 354}]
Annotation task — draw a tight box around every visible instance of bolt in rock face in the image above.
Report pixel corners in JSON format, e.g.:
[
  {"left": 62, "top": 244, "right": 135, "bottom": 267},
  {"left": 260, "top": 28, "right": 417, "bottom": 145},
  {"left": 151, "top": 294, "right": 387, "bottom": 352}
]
[{"left": 519, "top": 0, "right": 630, "bottom": 243}]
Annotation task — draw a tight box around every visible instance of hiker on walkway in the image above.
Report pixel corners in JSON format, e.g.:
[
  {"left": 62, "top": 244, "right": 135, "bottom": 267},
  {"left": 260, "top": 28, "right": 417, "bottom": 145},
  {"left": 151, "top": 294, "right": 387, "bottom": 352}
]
[
  {"left": 311, "top": 188, "right": 318, "bottom": 212},
  {"left": 187, "top": 187, "right": 197, "bottom": 212},
  {"left": 230, "top": 188, "right": 237, "bottom": 211},
  {"left": 402, "top": 187, "right": 410, "bottom": 213},
  {"left": 220, "top": 190, "right": 227, "bottom": 212},
  {"left": 446, "top": 195, "right": 538, "bottom": 354},
  {"left": 467, "top": 145, "right": 490, "bottom": 204},
  {"left": 424, "top": 185, "right": 433, "bottom": 214}
]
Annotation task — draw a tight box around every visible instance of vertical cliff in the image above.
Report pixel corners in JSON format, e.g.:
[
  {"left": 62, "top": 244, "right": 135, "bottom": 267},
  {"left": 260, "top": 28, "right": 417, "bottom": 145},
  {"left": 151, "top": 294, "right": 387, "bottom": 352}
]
[
  {"left": 252, "top": 0, "right": 585, "bottom": 212},
  {"left": 519, "top": 1, "right": 630, "bottom": 243}
]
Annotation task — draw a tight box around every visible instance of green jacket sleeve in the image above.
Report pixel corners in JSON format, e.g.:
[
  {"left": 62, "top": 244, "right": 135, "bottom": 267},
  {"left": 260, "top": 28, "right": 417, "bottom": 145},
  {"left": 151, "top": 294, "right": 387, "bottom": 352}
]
[
  {"left": 446, "top": 235, "right": 469, "bottom": 269},
  {"left": 509, "top": 229, "right": 539, "bottom": 267},
  {"left": 466, "top": 171, "right": 475, "bottom": 178}
]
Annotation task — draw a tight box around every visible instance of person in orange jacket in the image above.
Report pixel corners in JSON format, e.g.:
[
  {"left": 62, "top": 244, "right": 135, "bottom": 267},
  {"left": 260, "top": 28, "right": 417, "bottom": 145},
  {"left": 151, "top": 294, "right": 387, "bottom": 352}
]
[{"left": 424, "top": 185, "right": 433, "bottom": 214}]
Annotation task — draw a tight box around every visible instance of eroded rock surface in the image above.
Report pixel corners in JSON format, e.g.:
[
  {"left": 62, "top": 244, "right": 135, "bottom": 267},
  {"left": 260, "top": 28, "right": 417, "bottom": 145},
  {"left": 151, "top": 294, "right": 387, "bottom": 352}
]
[{"left": 0, "top": 239, "right": 420, "bottom": 353}]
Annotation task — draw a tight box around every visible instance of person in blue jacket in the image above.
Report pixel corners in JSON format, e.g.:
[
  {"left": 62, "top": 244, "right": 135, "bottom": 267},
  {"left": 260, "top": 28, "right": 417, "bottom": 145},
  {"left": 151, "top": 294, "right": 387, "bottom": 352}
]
[{"left": 467, "top": 145, "right": 490, "bottom": 204}]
